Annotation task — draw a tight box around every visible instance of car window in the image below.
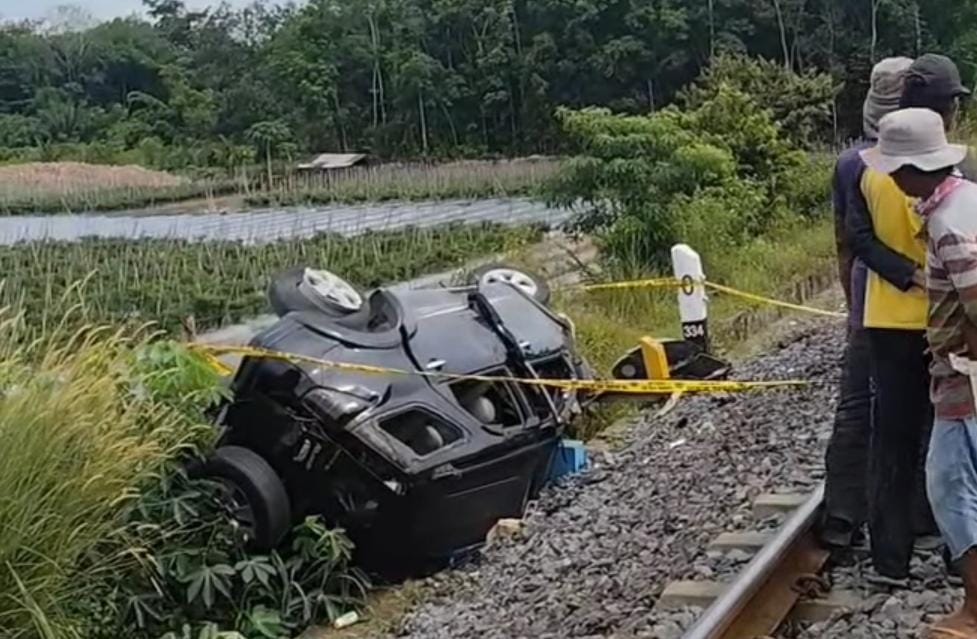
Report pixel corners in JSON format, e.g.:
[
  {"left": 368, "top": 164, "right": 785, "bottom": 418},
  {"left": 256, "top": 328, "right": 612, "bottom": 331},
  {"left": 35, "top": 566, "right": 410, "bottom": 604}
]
[
  {"left": 450, "top": 375, "right": 524, "bottom": 428},
  {"left": 379, "top": 410, "right": 463, "bottom": 456}
]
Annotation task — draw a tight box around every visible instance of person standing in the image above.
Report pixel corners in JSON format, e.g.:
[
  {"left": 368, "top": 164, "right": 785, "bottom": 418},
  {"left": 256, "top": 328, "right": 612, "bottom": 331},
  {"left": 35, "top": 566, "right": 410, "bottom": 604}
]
[
  {"left": 820, "top": 57, "right": 915, "bottom": 550},
  {"left": 863, "top": 107, "right": 977, "bottom": 638},
  {"left": 843, "top": 54, "right": 973, "bottom": 584},
  {"left": 901, "top": 53, "right": 977, "bottom": 565},
  {"left": 835, "top": 56, "right": 934, "bottom": 587}
]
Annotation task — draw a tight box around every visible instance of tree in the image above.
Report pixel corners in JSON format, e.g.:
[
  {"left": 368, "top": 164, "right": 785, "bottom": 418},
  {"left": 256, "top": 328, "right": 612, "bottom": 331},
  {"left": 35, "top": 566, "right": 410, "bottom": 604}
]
[
  {"left": 246, "top": 119, "right": 292, "bottom": 185},
  {"left": 0, "top": 0, "right": 972, "bottom": 163}
]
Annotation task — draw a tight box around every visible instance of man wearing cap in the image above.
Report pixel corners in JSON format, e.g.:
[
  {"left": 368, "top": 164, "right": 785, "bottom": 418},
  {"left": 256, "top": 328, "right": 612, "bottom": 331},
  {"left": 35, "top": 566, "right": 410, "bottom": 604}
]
[
  {"left": 903, "top": 53, "right": 975, "bottom": 136},
  {"left": 842, "top": 54, "right": 975, "bottom": 584},
  {"left": 864, "top": 107, "right": 977, "bottom": 638},
  {"left": 820, "top": 56, "right": 914, "bottom": 551}
]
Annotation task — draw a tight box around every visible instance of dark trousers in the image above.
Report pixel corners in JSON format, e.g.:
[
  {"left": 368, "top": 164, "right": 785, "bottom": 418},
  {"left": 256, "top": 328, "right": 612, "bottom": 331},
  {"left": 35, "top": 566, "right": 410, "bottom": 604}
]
[
  {"left": 866, "top": 328, "right": 934, "bottom": 578},
  {"left": 824, "top": 327, "right": 872, "bottom": 530}
]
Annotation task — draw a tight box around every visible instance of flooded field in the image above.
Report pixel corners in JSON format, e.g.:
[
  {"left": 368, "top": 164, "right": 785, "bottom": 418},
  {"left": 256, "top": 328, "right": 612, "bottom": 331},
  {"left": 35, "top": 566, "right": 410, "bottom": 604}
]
[{"left": 0, "top": 198, "right": 571, "bottom": 245}]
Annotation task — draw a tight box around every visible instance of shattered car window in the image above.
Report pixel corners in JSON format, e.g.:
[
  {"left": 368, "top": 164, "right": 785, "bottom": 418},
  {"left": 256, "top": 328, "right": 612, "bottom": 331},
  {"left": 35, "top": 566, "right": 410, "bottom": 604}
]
[{"left": 380, "top": 410, "right": 463, "bottom": 456}]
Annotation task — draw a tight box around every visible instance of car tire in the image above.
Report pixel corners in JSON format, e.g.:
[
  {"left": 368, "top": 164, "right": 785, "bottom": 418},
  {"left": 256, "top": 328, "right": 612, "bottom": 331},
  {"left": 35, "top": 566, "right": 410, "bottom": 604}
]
[
  {"left": 268, "top": 266, "right": 371, "bottom": 321},
  {"left": 204, "top": 446, "right": 292, "bottom": 552},
  {"left": 471, "top": 263, "right": 551, "bottom": 305}
]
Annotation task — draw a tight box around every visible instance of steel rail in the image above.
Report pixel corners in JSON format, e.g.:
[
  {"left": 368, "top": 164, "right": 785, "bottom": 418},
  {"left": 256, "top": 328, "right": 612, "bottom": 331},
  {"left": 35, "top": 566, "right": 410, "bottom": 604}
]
[{"left": 682, "top": 483, "right": 827, "bottom": 639}]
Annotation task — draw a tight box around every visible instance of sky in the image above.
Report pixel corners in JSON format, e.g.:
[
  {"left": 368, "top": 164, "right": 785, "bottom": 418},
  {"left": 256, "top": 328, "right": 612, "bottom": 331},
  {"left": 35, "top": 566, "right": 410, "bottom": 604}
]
[{"left": 0, "top": 0, "right": 258, "bottom": 22}]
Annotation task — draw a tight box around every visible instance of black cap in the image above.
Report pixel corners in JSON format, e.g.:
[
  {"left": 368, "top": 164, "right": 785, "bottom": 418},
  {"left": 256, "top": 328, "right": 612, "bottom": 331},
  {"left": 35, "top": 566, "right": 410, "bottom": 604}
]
[{"left": 905, "top": 53, "right": 971, "bottom": 100}]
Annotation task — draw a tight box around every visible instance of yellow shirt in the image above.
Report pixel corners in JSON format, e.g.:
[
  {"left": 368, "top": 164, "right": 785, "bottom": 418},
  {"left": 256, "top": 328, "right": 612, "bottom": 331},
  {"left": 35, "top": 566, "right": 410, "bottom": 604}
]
[{"left": 861, "top": 169, "right": 928, "bottom": 330}]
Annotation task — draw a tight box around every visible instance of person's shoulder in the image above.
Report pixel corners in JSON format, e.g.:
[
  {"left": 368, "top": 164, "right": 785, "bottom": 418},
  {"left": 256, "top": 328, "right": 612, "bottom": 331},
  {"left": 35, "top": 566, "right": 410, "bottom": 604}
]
[
  {"left": 953, "top": 180, "right": 977, "bottom": 203},
  {"left": 837, "top": 142, "right": 869, "bottom": 168},
  {"left": 835, "top": 142, "right": 869, "bottom": 184},
  {"left": 959, "top": 148, "right": 977, "bottom": 182},
  {"left": 934, "top": 181, "right": 977, "bottom": 233}
]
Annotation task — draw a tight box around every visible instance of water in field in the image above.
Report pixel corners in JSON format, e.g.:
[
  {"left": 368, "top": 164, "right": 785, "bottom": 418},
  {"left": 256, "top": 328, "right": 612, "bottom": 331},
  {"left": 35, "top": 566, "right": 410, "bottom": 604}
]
[{"left": 0, "top": 198, "right": 571, "bottom": 245}]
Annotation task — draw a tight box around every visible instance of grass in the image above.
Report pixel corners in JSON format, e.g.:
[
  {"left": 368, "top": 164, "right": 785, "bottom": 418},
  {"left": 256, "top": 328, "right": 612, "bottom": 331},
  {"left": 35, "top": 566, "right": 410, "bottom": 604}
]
[
  {"left": 0, "top": 319, "right": 200, "bottom": 638},
  {"left": 0, "top": 221, "right": 540, "bottom": 638},
  {"left": 563, "top": 216, "right": 836, "bottom": 371},
  {"left": 0, "top": 223, "right": 542, "bottom": 337},
  {"left": 245, "top": 158, "right": 561, "bottom": 208},
  {"left": 549, "top": 215, "right": 836, "bottom": 440},
  {"left": 0, "top": 162, "right": 244, "bottom": 215},
  {"left": 0, "top": 158, "right": 561, "bottom": 215},
  {"left": 0, "top": 306, "right": 364, "bottom": 638}
]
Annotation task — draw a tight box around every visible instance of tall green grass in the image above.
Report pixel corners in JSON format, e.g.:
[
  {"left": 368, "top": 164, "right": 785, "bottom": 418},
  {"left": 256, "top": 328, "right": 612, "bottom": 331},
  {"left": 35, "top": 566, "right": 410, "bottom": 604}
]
[
  {"left": 0, "top": 319, "right": 202, "bottom": 638},
  {"left": 0, "top": 308, "right": 366, "bottom": 637},
  {"left": 550, "top": 215, "right": 835, "bottom": 441},
  {"left": 562, "top": 215, "right": 836, "bottom": 376}
]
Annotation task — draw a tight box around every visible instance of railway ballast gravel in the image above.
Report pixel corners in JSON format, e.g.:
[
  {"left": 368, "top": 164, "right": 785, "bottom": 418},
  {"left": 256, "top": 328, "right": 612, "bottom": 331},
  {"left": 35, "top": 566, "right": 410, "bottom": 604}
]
[{"left": 396, "top": 317, "right": 844, "bottom": 639}]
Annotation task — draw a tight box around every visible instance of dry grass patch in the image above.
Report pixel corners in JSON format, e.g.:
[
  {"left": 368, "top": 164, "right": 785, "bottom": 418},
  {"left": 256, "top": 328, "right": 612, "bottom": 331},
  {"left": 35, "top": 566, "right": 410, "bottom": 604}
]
[
  {"left": 0, "top": 162, "right": 187, "bottom": 193},
  {"left": 0, "top": 162, "right": 225, "bottom": 215}
]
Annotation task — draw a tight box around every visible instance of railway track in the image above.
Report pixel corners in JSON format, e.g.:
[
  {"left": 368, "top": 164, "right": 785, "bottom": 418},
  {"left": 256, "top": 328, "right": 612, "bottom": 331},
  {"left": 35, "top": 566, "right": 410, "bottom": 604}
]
[{"left": 659, "top": 484, "right": 859, "bottom": 639}]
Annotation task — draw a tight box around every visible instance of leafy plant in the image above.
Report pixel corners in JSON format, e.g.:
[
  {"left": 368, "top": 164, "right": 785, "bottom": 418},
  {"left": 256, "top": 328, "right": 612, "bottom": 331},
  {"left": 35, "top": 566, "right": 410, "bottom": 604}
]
[
  {"left": 549, "top": 66, "right": 832, "bottom": 271},
  {"left": 106, "top": 475, "right": 368, "bottom": 639}
]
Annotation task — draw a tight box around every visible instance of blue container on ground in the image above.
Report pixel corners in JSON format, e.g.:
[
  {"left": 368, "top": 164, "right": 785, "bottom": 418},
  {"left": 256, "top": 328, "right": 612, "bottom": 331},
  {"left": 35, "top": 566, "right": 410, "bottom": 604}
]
[{"left": 545, "top": 439, "right": 590, "bottom": 484}]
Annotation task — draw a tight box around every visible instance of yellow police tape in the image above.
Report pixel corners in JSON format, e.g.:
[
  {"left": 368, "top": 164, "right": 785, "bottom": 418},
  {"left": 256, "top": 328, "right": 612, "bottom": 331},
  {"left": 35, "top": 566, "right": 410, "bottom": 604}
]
[
  {"left": 577, "top": 277, "right": 680, "bottom": 292},
  {"left": 576, "top": 278, "right": 846, "bottom": 319},
  {"left": 190, "top": 343, "right": 812, "bottom": 395},
  {"left": 701, "top": 281, "right": 846, "bottom": 319}
]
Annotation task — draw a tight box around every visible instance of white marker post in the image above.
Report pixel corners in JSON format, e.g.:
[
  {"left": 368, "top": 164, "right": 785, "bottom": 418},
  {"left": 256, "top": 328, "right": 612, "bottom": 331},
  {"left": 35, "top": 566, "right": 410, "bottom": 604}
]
[{"left": 671, "top": 244, "right": 709, "bottom": 352}]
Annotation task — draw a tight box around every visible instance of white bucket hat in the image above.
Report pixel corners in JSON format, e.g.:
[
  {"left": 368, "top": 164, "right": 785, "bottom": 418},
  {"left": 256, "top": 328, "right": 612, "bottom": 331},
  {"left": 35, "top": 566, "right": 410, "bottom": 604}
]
[{"left": 860, "top": 108, "right": 968, "bottom": 174}]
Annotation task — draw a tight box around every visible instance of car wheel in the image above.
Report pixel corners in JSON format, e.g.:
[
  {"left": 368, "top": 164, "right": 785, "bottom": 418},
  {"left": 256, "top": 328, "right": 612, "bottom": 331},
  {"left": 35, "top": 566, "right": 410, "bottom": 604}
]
[
  {"left": 472, "top": 263, "right": 551, "bottom": 305},
  {"left": 268, "top": 266, "right": 370, "bottom": 320},
  {"left": 204, "top": 446, "right": 292, "bottom": 551}
]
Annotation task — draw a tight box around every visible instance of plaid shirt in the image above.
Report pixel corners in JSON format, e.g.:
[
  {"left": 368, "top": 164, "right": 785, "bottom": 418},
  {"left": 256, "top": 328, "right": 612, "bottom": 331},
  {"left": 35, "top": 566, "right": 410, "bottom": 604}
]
[{"left": 923, "top": 176, "right": 977, "bottom": 419}]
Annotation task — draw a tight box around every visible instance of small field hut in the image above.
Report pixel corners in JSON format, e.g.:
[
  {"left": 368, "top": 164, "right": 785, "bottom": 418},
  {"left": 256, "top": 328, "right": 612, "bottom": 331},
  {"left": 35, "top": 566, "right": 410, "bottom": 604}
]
[{"left": 296, "top": 153, "right": 369, "bottom": 172}]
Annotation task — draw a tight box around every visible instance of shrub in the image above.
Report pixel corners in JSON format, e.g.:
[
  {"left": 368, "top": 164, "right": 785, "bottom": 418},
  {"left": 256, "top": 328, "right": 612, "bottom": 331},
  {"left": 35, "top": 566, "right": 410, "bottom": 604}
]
[
  {"left": 76, "top": 448, "right": 367, "bottom": 638},
  {"left": 549, "top": 59, "right": 834, "bottom": 272}
]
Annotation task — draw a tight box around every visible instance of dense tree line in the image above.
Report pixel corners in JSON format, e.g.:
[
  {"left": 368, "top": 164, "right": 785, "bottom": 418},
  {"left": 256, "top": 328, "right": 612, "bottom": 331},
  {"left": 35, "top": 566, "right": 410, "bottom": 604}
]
[{"left": 1, "top": 0, "right": 976, "bottom": 169}]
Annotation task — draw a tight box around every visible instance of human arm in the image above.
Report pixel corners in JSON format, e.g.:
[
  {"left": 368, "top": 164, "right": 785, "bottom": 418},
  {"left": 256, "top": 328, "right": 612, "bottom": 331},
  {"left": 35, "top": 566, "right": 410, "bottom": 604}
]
[
  {"left": 844, "top": 166, "right": 920, "bottom": 291},
  {"left": 833, "top": 164, "right": 854, "bottom": 307},
  {"left": 937, "top": 230, "right": 977, "bottom": 329}
]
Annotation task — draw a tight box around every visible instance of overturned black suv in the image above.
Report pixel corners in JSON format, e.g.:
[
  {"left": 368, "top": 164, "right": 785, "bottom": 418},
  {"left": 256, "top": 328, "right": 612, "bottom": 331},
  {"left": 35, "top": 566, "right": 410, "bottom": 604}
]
[{"left": 203, "top": 265, "right": 591, "bottom": 571}]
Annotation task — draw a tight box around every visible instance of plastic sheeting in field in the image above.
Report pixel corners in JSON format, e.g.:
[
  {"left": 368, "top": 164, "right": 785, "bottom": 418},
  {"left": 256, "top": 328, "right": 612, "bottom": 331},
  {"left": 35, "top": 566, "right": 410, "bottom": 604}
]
[{"left": 0, "top": 198, "right": 572, "bottom": 245}]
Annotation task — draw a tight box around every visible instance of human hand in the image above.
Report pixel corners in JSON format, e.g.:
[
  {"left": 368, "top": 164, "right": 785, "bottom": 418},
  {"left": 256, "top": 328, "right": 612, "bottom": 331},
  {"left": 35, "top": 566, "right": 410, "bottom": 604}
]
[{"left": 912, "top": 269, "right": 926, "bottom": 289}]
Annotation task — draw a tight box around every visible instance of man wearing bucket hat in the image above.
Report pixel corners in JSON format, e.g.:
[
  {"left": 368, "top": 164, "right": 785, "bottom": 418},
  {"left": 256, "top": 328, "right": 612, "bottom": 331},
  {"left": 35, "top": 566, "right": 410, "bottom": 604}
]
[
  {"left": 840, "top": 57, "right": 940, "bottom": 585},
  {"left": 864, "top": 107, "right": 977, "bottom": 638},
  {"left": 820, "top": 57, "right": 916, "bottom": 552},
  {"left": 840, "top": 53, "right": 977, "bottom": 585}
]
